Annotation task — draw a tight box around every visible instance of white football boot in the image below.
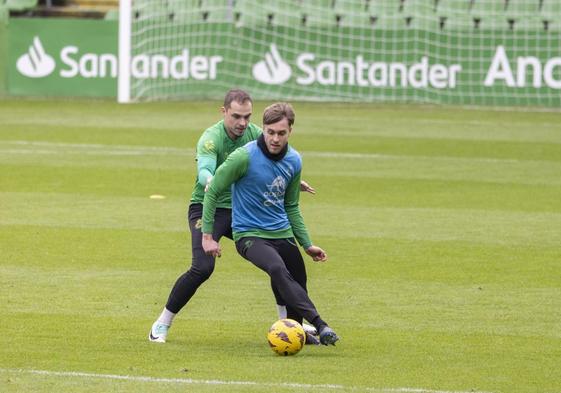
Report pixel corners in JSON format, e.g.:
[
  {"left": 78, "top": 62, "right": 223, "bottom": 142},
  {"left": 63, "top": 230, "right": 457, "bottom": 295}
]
[{"left": 148, "top": 321, "right": 170, "bottom": 343}]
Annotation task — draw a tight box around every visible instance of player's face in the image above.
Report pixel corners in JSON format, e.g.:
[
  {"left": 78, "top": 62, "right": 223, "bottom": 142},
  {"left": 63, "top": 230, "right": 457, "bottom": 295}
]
[
  {"left": 222, "top": 100, "right": 252, "bottom": 139},
  {"left": 263, "top": 118, "right": 291, "bottom": 155}
]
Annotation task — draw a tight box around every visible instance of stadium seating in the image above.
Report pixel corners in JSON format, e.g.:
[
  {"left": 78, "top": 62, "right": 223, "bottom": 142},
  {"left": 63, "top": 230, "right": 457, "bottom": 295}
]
[
  {"left": 167, "top": 0, "right": 203, "bottom": 23},
  {"left": 401, "top": 0, "right": 439, "bottom": 29},
  {"left": 5, "top": 0, "right": 37, "bottom": 12},
  {"left": 369, "top": 0, "right": 401, "bottom": 15},
  {"left": 233, "top": 0, "right": 263, "bottom": 26},
  {"left": 200, "top": 0, "right": 236, "bottom": 23},
  {"left": 436, "top": 0, "right": 473, "bottom": 30},
  {"left": 128, "top": 0, "right": 557, "bottom": 33},
  {"left": 21, "top": 0, "right": 119, "bottom": 19},
  {"left": 235, "top": 0, "right": 342, "bottom": 29},
  {"left": 266, "top": 1, "right": 299, "bottom": 27},
  {"left": 437, "top": 0, "right": 472, "bottom": 14},
  {"left": 540, "top": 0, "right": 561, "bottom": 31},
  {"left": 541, "top": 0, "right": 561, "bottom": 15},
  {"left": 300, "top": 0, "right": 338, "bottom": 28},
  {"left": 233, "top": 0, "right": 296, "bottom": 27},
  {"left": 436, "top": 0, "right": 548, "bottom": 31},
  {"left": 0, "top": 0, "right": 552, "bottom": 34},
  {"left": 505, "top": 0, "right": 541, "bottom": 30},
  {"left": 368, "top": 0, "right": 409, "bottom": 29},
  {"left": 333, "top": 0, "right": 371, "bottom": 27},
  {"left": 470, "top": 0, "right": 506, "bottom": 30},
  {"left": 234, "top": 0, "right": 301, "bottom": 26}
]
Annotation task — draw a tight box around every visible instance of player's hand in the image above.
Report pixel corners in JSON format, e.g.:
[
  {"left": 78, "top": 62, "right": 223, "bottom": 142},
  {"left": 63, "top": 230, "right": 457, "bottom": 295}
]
[
  {"left": 204, "top": 176, "right": 213, "bottom": 193},
  {"left": 299, "top": 180, "right": 315, "bottom": 194},
  {"left": 202, "top": 233, "right": 221, "bottom": 257},
  {"left": 305, "top": 245, "right": 327, "bottom": 262}
]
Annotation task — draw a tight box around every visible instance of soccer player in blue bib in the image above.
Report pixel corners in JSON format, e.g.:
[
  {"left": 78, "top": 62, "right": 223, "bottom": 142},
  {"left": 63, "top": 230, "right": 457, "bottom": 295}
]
[{"left": 202, "top": 102, "right": 339, "bottom": 346}]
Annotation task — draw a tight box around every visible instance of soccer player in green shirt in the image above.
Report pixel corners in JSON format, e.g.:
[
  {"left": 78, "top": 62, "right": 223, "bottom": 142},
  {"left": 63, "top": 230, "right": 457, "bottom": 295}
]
[
  {"left": 149, "top": 89, "right": 316, "bottom": 343},
  {"left": 202, "top": 102, "right": 339, "bottom": 346}
]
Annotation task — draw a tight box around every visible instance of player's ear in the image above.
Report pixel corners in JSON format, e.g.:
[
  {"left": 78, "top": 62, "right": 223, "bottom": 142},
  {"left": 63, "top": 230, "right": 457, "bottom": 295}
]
[{"left": 220, "top": 106, "right": 226, "bottom": 115}]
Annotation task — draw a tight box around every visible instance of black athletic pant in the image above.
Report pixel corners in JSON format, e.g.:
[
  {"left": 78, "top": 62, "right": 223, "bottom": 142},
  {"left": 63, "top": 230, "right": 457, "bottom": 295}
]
[
  {"left": 236, "top": 237, "right": 327, "bottom": 332},
  {"left": 165, "top": 204, "right": 285, "bottom": 313}
]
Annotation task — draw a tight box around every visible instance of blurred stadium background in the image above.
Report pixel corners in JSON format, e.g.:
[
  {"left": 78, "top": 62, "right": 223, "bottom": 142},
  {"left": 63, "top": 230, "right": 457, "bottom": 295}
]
[{"left": 2, "top": 0, "right": 561, "bottom": 105}]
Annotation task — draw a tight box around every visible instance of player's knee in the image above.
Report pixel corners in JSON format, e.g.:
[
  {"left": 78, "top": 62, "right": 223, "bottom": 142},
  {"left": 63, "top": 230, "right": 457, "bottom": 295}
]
[
  {"left": 268, "top": 264, "right": 288, "bottom": 279},
  {"left": 190, "top": 262, "right": 215, "bottom": 281},
  {"left": 198, "top": 265, "right": 215, "bottom": 280}
]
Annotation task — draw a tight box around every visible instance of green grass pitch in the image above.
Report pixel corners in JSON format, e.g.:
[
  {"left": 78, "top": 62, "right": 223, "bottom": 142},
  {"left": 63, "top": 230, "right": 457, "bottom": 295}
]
[{"left": 1, "top": 98, "right": 560, "bottom": 393}]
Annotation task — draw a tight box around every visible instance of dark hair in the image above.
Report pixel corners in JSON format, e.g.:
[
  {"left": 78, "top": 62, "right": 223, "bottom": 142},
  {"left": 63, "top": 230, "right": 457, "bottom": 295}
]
[
  {"left": 262, "top": 102, "right": 295, "bottom": 127},
  {"left": 223, "top": 89, "right": 252, "bottom": 109}
]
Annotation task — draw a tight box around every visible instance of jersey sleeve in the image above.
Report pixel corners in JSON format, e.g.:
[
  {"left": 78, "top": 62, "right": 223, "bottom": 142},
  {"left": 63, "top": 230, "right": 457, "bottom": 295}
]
[
  {"left": 284, "top": 170, "right": 312, "bottom": 249},
  {"left": 196, "top": 132, "right": 219, "bottom": 187},
  {"left": 202, "top": 147, "right": 250, "bottom": 234}
]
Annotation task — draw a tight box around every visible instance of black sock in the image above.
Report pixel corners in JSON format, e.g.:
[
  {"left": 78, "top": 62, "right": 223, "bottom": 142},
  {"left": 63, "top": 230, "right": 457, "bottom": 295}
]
[{"left": 311, "top": 316, "right": 327, "bottom": 333}]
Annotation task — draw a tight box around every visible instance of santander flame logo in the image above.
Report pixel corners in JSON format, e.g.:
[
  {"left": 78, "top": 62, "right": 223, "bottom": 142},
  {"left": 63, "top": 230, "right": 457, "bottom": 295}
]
[
  {"left": 16, "top": 36, "right": 56, "bottom": 78},
  {"left": 252, "top": 44, "right": 291, "bottom": 85}
]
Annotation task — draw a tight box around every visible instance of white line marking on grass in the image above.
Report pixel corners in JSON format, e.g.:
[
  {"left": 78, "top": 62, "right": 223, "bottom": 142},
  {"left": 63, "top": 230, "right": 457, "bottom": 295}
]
[
  {"left": 302, "top": 150, "right": 527, "bottom": 164},
  {"left": 0, "top": 368, "right": 492, "bottom": 393},
  {"left": 0, "top": 149, "right": 61, "bottom": 155},
  {"left": 0, "top": 140, "right": 532, "bottom": 164},
  {"left": 0, "top": 140, "right": 195, "bottom": 156}
]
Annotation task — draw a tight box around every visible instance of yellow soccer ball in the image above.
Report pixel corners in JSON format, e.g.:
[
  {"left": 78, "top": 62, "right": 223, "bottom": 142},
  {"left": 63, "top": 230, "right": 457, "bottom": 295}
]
[{"left": 267, "top": 318, "right": 305, "bottom": 356}]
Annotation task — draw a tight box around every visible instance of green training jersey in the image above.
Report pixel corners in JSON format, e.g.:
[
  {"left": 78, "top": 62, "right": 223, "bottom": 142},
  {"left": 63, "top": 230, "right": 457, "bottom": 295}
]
[{"left": 190, "top": 120, "right": 262, "bottom": 208}]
